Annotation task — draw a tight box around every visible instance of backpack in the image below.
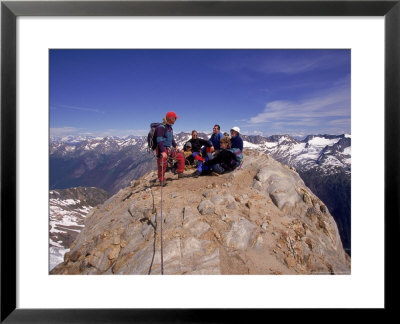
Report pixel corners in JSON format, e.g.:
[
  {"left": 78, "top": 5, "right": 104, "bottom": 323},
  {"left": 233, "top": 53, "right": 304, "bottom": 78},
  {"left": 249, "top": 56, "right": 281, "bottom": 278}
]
[
  {"left": 228, "top": 148, "right": 243, "bottom": 162},
  {"left": 147, "top": 122, "right": 164, "bottom": 151}
]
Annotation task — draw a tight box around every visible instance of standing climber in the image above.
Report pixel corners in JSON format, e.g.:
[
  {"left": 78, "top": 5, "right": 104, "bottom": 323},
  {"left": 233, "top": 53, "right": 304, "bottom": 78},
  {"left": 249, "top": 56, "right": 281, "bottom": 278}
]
[{"left": 155, "top": 111, "right": 185, "bottom": 186}]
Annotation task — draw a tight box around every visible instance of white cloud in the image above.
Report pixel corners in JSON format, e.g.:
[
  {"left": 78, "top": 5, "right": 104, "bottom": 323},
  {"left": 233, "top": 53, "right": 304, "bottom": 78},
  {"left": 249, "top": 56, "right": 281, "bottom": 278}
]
[
  {"left": 96, "top": 129, "right": 148, "bottom": 137},
  {"left": 54, "top": 104, "right": 105, "bottom": 114},
  {"left": 217, "top": 52, "right": 349, "bottom": 76},
  {"left": 255, "top": 56, "right": 330, "bottom": 75},
  {"left": 50, "top": 127, "right": 81, "bottom": 137},
  {"left": 248, "top": 86, "right": 350, "bottom": 125},
  {"left": 326, "top": 118, "right": 351, "bottom": 126}
]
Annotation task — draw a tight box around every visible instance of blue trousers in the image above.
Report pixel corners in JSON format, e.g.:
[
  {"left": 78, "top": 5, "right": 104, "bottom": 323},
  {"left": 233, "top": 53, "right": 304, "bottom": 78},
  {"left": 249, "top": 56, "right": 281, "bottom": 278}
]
[{"left": 196, "top": 153, "right": 225, "bottom": 174}]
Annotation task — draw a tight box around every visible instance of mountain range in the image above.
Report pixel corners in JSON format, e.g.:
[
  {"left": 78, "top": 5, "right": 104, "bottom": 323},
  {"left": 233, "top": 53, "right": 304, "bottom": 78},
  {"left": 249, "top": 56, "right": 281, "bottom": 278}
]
[{"left": 50, "top": 132, "right": 351, "bottom": 256}]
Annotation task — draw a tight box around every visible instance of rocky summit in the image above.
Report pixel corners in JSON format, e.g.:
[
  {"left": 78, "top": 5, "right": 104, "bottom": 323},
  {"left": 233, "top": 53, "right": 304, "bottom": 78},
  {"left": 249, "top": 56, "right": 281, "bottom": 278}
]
[{"left": 51, "top": 149, "right": 350, "bottom": 275}]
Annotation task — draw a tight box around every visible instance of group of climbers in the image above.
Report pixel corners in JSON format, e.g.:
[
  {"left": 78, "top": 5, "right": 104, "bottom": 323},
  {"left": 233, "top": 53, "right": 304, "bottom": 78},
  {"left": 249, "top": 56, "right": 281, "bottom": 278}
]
[
  {"left": 152, "top": 111, "right": 243, "bottom": 187},
  {"left": 190, "top": 125, "right": 243, "bottom": 178}
]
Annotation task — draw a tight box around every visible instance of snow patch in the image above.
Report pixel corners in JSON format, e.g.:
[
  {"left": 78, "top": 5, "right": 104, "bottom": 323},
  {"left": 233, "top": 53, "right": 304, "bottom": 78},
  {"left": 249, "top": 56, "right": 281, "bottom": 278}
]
[
  {"left": 265, "top": 142, "right": 278, "bottom": 149},
  {"left": 289, "top": 143, "right": 306, "bottom": 155},
  {"left": 278, "top": 136, "right": 290, "bottom": 144},
  {"left": 243, "top": 141, "right": 260, "bottom": 149},
  {"left": 49, "top": 197, "right": 94, "bottom": 270},
  {"left": 50, "top": 198, "right": 81, "bottom": 207},
  {"left": 343, "top": 147, "right": 351, "bottom": 155},
  {"left": 49, "top": 245, "right": 70, "bottom": 271},
  {"left": 308, "top": 137, "right": 339, "bottom": 147}
]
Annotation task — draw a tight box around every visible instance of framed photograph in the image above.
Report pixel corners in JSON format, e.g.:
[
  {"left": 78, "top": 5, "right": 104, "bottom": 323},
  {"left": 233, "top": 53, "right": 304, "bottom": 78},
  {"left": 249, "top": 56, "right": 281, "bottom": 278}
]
[{"left": 1, "top": 0, "right": 398, "bottom": 321}]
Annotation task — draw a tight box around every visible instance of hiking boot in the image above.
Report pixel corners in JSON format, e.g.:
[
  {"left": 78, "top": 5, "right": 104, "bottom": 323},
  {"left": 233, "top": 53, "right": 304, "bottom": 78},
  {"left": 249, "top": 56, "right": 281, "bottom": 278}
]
[
  {"left": 192, "top": 170, "right": 201, "bottom": 178},
  {"left": 211, "top": 171, "right": 220, "bottom": 177},
  {"left": 178, "top": 173, "right": 184, "bottom": 179}
]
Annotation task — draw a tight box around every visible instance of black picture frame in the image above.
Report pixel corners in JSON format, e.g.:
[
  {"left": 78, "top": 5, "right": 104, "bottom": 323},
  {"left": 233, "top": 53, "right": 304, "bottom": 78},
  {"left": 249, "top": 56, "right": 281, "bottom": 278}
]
[{"left": 1, "top": 0, "right": 398, "bottom": 322}]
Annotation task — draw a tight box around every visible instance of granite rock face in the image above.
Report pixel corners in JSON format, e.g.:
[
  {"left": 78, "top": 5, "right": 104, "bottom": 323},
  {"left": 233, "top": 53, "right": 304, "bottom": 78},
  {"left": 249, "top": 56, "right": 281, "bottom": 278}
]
[{"left": 51, "top": 150, "right": 350, "bottom": 275}]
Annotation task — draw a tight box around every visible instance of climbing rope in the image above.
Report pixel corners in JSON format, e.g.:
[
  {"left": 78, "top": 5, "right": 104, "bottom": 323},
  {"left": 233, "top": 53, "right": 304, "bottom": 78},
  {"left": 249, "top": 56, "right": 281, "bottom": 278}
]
[
  {"left": 156, "top": 148, "right": 178, "bottom": 275},
  {"left": 160, "top": 155, "right": 164, "bottom": 275}
]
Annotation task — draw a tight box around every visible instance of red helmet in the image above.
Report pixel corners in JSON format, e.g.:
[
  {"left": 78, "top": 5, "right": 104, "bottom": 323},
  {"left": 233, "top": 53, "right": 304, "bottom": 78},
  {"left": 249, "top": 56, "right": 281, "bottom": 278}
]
[{"left": 166, "top": 111, "right": 178, "bottom": 119}]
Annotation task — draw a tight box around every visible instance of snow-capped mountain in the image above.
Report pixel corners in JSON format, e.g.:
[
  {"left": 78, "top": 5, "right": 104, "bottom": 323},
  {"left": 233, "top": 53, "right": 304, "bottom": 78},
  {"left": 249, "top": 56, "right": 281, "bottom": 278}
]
[
  {"left": 50, "top": 136, "right": 142, "bottom": 156},
  {"left": 241, "top": 134, "right": 351, "bottom": 175},
  {"left": 50, "top": 133, "right": 351, "bottom": 185},
  {"left": 50, "top": 135, "right": 102, "bottom": 144},
  {"left": 50, "top": 136, "right": 156, "bottom": 194},
  {"left": 49, "top": 187, "right": 110, "bottom": 271},
  {"left": 50, "top": 132, "right": 351, "bottom": 254}
]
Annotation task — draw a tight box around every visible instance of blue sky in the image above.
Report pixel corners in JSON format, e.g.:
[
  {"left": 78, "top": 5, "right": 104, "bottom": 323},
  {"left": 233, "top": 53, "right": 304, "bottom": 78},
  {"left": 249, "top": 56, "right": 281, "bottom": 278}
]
[{"left": 50, "top": 49, "right": 350, "bottom": 138}]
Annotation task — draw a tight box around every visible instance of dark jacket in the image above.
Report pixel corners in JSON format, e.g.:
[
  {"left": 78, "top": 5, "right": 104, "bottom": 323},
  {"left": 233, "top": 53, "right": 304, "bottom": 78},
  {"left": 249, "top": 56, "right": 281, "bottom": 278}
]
[
  {"left": 189, "top": 138, "right": 211, "bottom": 153},
  {"left": 155, "top": 124, "right": 177, "bottom": 153},
  {"left": 209, "top": 132, "right": 224, "bottom": 150},
  {"left": 204, "top": 149, "right": 237, "bottom": 170},
  {"left": 230, "top": 135, "right": 243, "bottom": 152}
]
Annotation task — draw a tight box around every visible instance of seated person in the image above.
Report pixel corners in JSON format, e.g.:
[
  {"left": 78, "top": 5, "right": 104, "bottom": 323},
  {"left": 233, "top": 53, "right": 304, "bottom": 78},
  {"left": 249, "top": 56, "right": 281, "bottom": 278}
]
[
  {"left": 230, "top": 126, "right": 243, "bottom": 152},
  {"left": 182, "top": 142, "right": 194, "bottom": 166},
  {"left": 188, "top": 130, "right": 213, "bottom": 161},
  {"left": 192, "top": 137, "right": 239, "bottom": 177},
  {"left": 208, "top": 124, "right": 224, "bottom": 154}
]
